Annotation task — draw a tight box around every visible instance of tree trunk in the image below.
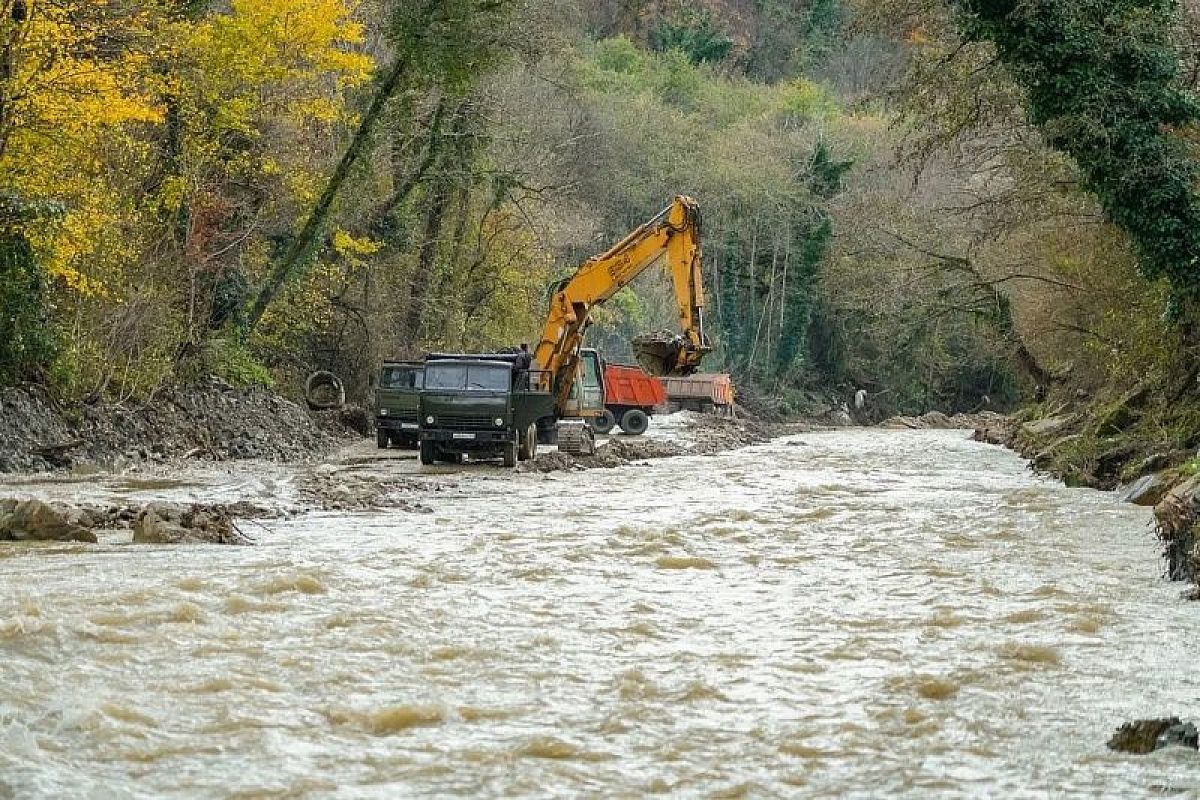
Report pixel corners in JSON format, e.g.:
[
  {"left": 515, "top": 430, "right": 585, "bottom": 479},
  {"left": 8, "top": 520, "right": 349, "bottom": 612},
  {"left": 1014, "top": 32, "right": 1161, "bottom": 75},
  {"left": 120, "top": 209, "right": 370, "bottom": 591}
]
[{"left": 242, "top": 0, "right": 440, "bottom": 335}]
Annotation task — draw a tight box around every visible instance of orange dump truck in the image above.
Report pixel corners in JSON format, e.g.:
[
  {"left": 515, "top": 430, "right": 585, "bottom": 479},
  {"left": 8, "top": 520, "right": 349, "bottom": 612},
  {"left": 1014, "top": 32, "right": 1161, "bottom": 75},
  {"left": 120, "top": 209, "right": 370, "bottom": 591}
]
[
  {"left": 593, "top": 363, "right": 667, "bottom": 436},
  {"left": 661, "top": 373, "right": 735, "bottom": 416}
]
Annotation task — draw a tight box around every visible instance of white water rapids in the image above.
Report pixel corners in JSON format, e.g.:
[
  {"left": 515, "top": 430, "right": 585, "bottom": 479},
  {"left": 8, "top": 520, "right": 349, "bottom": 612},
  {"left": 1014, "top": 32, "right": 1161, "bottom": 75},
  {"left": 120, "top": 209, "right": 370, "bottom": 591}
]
[{"left": 0, "top": 429, "right": 1196, "bottom": 798}]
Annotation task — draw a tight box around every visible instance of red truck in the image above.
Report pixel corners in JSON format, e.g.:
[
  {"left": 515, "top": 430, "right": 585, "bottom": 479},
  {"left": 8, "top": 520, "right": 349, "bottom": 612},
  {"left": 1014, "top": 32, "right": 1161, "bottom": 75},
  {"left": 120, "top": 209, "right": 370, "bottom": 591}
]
[{"left": 593, "top": 362, "right": 667, "bottom": 435}]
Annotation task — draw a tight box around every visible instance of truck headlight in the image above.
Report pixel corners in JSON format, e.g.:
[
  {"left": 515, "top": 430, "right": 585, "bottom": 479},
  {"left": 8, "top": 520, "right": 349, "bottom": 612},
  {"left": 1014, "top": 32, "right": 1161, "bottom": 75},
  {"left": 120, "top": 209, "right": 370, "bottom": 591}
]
[
  {"left": 379, "top": 409, "right": 388, "bottom": 416},
  {"left": 494, "top": 417, "right": 504, "bottom": 426},
  {"left": 426, "top": 415, "right": 435, "bottom": 425}
]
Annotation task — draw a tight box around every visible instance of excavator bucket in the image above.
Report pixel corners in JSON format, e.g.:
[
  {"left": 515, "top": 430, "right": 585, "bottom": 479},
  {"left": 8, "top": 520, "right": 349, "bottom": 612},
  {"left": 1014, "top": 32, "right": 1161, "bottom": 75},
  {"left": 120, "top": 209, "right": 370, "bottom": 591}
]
[{"left": 632, "top": 331, "right": 701, "bottom": 377}]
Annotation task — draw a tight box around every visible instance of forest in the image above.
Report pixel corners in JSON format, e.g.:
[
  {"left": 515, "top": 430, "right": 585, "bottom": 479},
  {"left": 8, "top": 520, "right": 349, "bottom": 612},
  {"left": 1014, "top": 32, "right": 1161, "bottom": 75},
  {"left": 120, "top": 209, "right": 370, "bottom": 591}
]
[{"left": 5, "top": 0, "right": 1200, "bottom": 431}]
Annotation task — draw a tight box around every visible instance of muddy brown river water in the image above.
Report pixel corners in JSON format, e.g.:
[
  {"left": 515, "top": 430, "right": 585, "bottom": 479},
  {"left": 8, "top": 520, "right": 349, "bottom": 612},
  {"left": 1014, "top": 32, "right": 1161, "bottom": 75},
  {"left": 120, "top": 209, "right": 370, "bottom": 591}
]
[{"left": 1, "top": 429, "right": 1196, "bottom": 798}]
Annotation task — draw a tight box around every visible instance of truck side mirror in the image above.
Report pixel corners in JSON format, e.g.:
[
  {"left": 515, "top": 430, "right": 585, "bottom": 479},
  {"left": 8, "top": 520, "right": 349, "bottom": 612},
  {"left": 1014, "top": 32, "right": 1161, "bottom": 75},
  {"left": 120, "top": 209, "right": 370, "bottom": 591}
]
[{"left": 368, "top": 371, "right": 376, "bottom": 388}]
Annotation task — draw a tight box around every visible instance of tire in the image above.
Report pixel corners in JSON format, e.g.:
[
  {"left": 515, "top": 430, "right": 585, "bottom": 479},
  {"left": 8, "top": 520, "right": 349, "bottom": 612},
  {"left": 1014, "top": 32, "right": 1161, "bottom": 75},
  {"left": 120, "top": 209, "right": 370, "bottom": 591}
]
[
  {"left": 619, "top": 408, "right": 649, "bottom": 436},
  {"left": 376, "top": 428, "right": 389, "bottom": 449},
  {"left": 593, "top": 408, "right": 617, "bottom": 434},
  {"left": 437, "top": 452, "right": 463, "bottom": 464},
  {"left": 518, "top": 424, "right": 537, "bottom": 461},
  {"left": 419, "top": 441, "right": 435, "bottom": 465},
  {"left": 502, "top": 441, "right": 517, "bottom": 468}
]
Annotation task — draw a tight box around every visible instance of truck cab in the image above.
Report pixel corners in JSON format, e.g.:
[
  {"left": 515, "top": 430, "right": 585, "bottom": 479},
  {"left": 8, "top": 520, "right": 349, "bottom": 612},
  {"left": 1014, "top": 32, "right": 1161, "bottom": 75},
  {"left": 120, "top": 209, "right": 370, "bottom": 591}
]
[
  {"left": 418, "top": 355, "right": 555, "bottom": 467},
  {"left": 374, "top": 361, "right": 424, "bottom": 449}
]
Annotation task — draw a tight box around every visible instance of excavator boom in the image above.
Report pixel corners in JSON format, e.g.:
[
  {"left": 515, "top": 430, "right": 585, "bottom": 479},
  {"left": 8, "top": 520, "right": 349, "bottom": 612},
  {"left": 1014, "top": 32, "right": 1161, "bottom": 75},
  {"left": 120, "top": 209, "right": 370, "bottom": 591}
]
[{"left": 533, "top": 196, "right": 712, "bottom": 414}]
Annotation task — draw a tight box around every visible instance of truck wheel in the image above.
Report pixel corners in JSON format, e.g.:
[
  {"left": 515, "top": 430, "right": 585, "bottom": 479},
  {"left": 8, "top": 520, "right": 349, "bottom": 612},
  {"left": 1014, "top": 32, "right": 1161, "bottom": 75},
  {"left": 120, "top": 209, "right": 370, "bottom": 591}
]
[
  {"left": 518, "top": 424, "right": 537, "bottom": 461},
  {"left": 419, "top": 441, "right": 435, "bottom": 465},
  {"left": 503, "top": 441, "right": 518, "bottom": 468},
  {"left": 593, "top": 409, "right": 616, "bottom": 434},
  {"left": 376, "top": 429, "right": 389, "bottom": 449},
  {"left": 619, "top": 408, "right": 649, "bottom": 436}
]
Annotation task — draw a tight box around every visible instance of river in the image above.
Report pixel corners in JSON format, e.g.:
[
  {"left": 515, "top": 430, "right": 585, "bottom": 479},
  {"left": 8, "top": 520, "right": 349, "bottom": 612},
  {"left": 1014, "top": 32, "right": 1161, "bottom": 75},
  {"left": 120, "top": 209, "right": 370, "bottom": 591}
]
[{"left": 0, "top": 429, "right": 1195, "bottom": 798}]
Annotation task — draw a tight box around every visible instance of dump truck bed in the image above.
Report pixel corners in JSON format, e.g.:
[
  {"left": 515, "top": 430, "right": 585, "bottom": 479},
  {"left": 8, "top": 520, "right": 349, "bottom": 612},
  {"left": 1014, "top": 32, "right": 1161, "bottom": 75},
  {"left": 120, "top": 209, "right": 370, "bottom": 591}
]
[
  {"left": 661, "top": 373, "right": 734, "bottom": 410},
  {"left": 604, "top": 363, "right": 667, "bottom": 409}
]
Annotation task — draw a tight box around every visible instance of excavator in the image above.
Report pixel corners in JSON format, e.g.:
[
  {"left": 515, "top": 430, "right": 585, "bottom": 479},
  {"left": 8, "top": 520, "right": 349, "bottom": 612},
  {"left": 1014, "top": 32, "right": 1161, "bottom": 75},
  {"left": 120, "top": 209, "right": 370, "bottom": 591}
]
[{"left": 533, "top": 195, "right": 712, "bottom": 454}]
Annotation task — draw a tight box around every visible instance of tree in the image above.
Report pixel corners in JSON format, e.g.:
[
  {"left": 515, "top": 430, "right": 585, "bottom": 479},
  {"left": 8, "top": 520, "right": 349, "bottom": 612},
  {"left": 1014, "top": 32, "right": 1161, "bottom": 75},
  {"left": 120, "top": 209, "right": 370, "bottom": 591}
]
[{"left": 952, "top": 0, "right": 1200, "bottom": 310}]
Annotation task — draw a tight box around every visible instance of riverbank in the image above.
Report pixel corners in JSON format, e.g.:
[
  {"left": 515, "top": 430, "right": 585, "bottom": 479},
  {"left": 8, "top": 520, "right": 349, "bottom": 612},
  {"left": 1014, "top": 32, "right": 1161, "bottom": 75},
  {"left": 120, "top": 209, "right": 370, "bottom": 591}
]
[{"left": 0, "top": 380, "right": 367, "bottom": 474}]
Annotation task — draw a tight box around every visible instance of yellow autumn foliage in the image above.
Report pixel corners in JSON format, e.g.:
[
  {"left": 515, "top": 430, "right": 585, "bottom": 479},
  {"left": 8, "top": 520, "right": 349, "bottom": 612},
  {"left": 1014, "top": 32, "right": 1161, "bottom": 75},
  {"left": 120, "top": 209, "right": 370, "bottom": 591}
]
[
  {"left": 0, "top": 0, "right": 164, "bottom": 294},
  {"left": 184, "top": 0, "right": 372, "bottom": 136}
]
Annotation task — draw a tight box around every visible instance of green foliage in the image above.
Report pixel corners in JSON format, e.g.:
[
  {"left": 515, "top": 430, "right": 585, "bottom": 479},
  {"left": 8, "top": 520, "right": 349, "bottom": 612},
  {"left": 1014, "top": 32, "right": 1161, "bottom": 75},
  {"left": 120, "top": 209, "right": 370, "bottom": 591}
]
[
  {"left": 954, "top": 0, "right": 1200, "bottom": 305},
  {"left": 0, "top": 196, "right": 61, "bottom": 386},
  {"left": 195, "top": 337, "right": 275, "bottom": 388},
  {"left": 573, "top": 39, "right": 850, "bottom": 391},
  {"left": 651, "top": 6, "right": 733, "bottom": 65}
]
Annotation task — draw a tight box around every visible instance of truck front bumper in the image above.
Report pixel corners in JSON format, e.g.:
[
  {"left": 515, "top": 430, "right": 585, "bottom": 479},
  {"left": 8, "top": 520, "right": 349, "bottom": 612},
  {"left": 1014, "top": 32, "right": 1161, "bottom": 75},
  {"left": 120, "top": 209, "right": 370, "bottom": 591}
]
[
  {"left": 377, "top": 417, "right": 419, "bottom": 432},
  {"left": 420, "top": 429, "right": 514, "bottom": 444}
]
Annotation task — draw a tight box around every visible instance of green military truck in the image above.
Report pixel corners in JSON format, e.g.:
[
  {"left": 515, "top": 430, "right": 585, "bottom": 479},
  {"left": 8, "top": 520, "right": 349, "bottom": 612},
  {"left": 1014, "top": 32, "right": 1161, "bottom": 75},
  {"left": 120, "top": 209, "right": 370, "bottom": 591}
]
[
  {"left": 418, "top": 354, "right": 555, "bottom": 467},
  {"left": 374, "top": 361, "right": 424, "bottom": 449}
]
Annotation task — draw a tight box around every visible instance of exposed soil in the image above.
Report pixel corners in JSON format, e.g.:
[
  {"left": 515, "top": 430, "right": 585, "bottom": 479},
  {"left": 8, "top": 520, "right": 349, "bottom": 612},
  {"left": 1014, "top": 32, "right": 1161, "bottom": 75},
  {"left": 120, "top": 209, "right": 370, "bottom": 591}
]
[
  {"left": 517, "top": 412, "right": 777, "bottom": 473},
  {"left": 0, "top": 380, "right": 365, "bottom": 474}
]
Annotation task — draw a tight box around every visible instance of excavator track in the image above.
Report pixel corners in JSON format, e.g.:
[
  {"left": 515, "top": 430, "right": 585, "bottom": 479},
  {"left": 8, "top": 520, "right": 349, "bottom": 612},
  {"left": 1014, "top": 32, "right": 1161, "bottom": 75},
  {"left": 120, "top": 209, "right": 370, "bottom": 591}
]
[{"left": 556, "top": 420, "right": 595, "bottom": 456}]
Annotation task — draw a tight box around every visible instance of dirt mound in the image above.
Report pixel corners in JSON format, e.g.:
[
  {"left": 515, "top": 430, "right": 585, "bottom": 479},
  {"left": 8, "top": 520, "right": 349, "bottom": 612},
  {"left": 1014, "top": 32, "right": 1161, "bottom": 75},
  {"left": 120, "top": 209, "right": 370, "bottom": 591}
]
[
  {"left": 297, "top": 469, "right": 438, "bottom": 512},
  {"left": 0, "top": 380, "right": 363, "bottom": 474},
  {"left": 517, "top": 413, "right": 771, "bottom": 473}
]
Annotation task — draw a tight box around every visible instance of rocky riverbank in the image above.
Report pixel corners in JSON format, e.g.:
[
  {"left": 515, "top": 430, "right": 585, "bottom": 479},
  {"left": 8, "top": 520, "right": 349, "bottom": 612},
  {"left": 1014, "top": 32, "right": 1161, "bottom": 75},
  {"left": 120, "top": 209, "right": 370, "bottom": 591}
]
[{"left": 0, "top": 380, "right": 366, "bottom": 474}]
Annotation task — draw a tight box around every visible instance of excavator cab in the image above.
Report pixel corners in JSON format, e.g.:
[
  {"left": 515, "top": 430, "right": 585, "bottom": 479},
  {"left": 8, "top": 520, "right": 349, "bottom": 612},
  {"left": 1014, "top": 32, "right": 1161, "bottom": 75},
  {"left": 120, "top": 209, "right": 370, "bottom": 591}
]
[{"left": 563, "top": 349, "right": 605, "bottom": 419}]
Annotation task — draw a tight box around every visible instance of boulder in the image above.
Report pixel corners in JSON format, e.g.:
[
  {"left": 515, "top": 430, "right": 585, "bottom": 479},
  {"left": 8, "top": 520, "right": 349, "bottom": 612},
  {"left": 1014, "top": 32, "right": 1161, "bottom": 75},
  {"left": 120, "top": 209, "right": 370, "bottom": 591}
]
[
  {"left": 1119, "top": 473, "right": 1171, "bottom": 507},
  {"left": 1108, "top": 717, "right": 1199, "bottom": 754},
  {"left": 1020, "top": 415, "right": 1073, "bottom": 438},
  {"left": 0, "top": 499, "right": 97, "bottom": 543},
  {"left": 1154, "top": 477, "right": 1200, "bottom": 581},
  {"left": 132, "top": 503, "right": 250, "bottom": 545}
]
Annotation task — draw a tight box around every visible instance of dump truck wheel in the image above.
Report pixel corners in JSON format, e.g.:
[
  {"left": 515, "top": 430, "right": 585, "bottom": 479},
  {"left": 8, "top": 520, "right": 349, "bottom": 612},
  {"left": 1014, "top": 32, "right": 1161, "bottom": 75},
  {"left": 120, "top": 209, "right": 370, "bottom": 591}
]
[
  {"left": 419, "top": 441, "right": 435, "bottom": 465},
  {"left": 503, "top": 441, "right": 518, "bottom": 468},
  {"left": 619, "top": 408, "right": 649, "bottom": 436},
  {"left": 376, "top": 429, "right": 389, "bottom": 449},
  {"left": 593, "top": 409, "right": 616, "bottom": 434},
  {"left": 518, "top": 424, "right": 537, "bottom": 461}
]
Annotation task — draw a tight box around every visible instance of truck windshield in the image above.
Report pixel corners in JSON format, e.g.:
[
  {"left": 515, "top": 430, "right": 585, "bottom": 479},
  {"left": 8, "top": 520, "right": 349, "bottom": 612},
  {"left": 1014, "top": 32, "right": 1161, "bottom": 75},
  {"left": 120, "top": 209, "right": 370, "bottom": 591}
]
[
  {"left": 424, "top": 363, "right": 510, "bottom": 391},
  {"left": 379, "top": 366, "right": 421, "bottom": 389}
]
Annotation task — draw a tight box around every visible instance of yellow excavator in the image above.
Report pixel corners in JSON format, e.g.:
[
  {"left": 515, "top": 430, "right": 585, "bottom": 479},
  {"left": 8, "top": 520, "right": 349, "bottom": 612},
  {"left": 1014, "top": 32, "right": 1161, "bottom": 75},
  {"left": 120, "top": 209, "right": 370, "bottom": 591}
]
[{"left": 533, "top": 195, "right": 712, "bottom": 454}]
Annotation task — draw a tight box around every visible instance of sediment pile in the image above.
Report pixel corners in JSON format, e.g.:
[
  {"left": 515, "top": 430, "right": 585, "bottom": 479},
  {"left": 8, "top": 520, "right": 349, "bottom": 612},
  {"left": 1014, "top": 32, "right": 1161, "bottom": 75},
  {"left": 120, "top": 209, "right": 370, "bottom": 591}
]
[
  {"left": 517, "top": 413, "right": 772, "bottom": 473},
  {"left": 0, "top": 381, "right": 362, "bottom": 474}
]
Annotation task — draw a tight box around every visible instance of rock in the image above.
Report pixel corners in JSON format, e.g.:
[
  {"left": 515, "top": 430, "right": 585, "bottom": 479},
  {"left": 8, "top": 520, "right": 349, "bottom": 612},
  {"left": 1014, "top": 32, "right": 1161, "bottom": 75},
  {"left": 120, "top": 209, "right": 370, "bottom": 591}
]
[
  {"left": 0, "top": 499, "right": 97, "bottom": 543},
  {"left": 1119, "top": 473, "right": 1171, "bottom": 506},
  {"left": 1154, "top": 477, "right": 1200, "bottom": 581},
  {"left": 132, "top": 502, "right": 251, "bottom": 545},
  {"left": 1108, "top": 718, "right": 1199, "bottom": 754},
  {"left": 1020, "top": 416, "right": 1073, "bottom": 438},
  {"left": 1095, "top": 386, "right": 1148, "bottom": 436}
]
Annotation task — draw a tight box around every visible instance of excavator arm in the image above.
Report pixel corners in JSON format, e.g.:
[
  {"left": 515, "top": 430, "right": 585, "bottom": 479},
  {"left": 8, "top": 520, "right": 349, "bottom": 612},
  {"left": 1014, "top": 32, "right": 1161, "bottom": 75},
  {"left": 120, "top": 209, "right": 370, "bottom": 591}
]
[{"left": 533, "top": 196, "right": 712, "bottom": 413}]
